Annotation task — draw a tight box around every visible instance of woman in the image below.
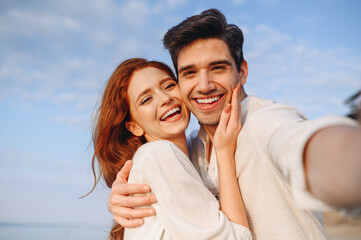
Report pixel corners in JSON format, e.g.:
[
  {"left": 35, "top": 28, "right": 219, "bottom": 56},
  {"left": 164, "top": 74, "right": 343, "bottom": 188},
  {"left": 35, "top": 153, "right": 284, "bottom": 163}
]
[{"left": 91, "top": 58, "right": 251, "bottom": 239}]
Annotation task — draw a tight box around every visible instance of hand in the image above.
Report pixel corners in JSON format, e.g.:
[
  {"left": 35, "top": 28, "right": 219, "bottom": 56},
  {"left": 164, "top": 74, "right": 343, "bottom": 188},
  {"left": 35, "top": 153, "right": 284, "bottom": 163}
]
[
  {"left": 108, "top": 160, "right": 157, "bottom": 228},
  {"left": 213, "top": 83, "right": 242, "bottom": 157}
]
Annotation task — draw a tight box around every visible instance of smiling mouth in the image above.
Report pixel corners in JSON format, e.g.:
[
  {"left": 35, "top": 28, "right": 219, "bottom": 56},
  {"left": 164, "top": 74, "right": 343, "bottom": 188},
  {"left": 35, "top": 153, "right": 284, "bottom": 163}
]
[
  {"left": 195, "top": 95, "right": 221, "bottom": 104},
  {"left": 160, "top": 107, "right": 181, "bottom": 121}
]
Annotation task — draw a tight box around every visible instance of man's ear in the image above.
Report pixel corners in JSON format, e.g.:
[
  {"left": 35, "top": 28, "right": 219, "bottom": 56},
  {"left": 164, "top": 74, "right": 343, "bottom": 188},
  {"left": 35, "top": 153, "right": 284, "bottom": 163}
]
[
  {"left": 125, "top": 121, "right": 144, "bottom": 137},
  {"left": 239, "top": 60, "right": 248, "bottom": 85}
]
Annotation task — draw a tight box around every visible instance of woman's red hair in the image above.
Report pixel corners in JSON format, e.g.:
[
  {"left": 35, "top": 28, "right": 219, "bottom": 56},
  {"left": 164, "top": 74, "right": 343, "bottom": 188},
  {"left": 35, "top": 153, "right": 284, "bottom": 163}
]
[{"left": 90, "top": 58, "right": 176, "bottom": 240}]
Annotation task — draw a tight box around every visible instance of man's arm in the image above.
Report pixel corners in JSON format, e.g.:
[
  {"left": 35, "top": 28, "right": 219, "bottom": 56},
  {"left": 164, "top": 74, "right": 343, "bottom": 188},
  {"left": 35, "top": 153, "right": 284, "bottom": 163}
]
[
  {"left": 304, "top": 125, "right": 361, "bottom": 207},
  {"left": 108, "top": 160, "right": 157, "bottom": 228},
  {"left": 247, "top": 99, "right": 360, "bottom": 210}
]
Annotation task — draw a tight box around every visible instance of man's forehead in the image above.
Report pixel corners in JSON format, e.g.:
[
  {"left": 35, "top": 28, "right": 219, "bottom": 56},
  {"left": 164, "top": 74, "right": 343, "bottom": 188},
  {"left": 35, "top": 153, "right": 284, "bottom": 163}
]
[{"left": 177, "top": 38, "right": 233, "bottom": 69}]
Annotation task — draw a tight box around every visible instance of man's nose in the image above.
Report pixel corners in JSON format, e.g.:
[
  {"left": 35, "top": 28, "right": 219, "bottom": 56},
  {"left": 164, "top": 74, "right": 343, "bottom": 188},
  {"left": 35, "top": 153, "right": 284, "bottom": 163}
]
[{"left": 196, "top": 71, "right": 216, "bottom": 94}]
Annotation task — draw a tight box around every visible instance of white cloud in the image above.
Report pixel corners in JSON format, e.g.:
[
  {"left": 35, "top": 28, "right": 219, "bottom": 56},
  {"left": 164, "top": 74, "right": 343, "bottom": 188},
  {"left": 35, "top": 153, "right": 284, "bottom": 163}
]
[
  {"left": 119, "top": 0, "right": 160, "bottom": 28},
  {"left": 258, "top": 0, "right": 279, "bottom": 4},
  {"left": 232, "top": 0, "right": 246, "bottom": 4},
  {"left": 0, "top": 2, "right": 129, "bottom": 129},
  {"left": 245, "top": 24, "right": 361, "bottom": 118},
  {"left": 52, "top": 115, "right": 88, "bottom": 126},
  {"left": 55, "top": 93, "right": 77, "bottom": 102},
  {"left": 166, "top": 0, "right": 189, "bottom": 8},
  {"left": 294, "top": 14, "right": 320, "bottom": 27},
  {"left": 1, "top": 1, "right": 360, "bottom": 126}
]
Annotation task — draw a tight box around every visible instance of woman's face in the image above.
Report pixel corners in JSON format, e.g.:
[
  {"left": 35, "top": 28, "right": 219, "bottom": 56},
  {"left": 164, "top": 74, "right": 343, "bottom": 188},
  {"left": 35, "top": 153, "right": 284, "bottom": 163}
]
[{"left": 126, "top": 67, "right": 190, "bottom": 142}]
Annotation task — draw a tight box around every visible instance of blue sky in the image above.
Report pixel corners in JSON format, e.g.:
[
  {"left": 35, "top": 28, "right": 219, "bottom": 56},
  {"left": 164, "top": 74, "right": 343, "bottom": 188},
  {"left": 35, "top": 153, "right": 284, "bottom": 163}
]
[{"left": 0, "top": 0, "right": 360, "bottom": 235}]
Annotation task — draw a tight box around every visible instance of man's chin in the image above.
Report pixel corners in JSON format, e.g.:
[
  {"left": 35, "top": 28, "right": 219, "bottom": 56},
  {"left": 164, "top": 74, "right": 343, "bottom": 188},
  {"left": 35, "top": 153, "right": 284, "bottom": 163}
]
[{"left": 195, "top": 113, "right": 221, "bottom": 126}]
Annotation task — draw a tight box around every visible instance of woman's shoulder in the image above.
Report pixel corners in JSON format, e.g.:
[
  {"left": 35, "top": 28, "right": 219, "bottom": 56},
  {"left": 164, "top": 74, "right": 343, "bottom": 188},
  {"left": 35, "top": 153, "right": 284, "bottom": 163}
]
[
  {"left": 135, "top": 140, "right": 174, "bottom": 154},
  {"left": 132, "top": 140, "right": 178, "bottom": 165}
]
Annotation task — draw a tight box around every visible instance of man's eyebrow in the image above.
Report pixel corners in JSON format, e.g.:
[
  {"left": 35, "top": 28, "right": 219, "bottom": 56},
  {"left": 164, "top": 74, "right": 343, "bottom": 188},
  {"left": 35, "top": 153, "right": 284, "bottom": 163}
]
[
  {"left": 178, "top": 60, "right": 232, "bottom": 74},
  {"left": 209, "top": 60, "right": 233, "bottom": 67},
  {"left": 178, "top": 64, "right": 195, "bottom": 74}
]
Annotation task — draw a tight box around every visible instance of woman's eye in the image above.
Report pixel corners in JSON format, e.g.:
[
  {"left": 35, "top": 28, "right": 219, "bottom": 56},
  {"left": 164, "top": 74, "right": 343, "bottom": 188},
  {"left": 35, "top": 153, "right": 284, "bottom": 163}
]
[{"left": 141, "top": 97, "right": 151, "bottom": 105}]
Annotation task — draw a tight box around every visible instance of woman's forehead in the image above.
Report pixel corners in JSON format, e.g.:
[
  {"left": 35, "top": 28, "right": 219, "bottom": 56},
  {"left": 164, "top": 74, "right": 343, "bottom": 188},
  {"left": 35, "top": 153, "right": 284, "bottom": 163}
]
[{"left": 128, "top": 67, "right": 173, "bottom": 100}]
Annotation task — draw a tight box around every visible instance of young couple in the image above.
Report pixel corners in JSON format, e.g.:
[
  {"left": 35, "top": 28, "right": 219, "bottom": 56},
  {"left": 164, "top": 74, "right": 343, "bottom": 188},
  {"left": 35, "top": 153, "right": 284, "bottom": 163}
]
[{"left": 92, "top": 9, "right": 361, "bottom": 240}]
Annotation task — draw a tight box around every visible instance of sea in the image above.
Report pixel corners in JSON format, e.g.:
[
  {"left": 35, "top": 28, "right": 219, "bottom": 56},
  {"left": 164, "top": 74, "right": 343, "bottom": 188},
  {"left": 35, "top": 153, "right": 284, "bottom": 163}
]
[{"left": 0, "top": 222, "right": 108, "bottom": 240}]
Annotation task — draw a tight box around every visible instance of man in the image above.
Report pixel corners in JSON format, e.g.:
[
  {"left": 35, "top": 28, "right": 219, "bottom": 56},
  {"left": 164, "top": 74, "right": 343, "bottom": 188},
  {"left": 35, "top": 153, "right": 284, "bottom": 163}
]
[{"left": 108, "top": 9, "right": 361, "bottom": 239}]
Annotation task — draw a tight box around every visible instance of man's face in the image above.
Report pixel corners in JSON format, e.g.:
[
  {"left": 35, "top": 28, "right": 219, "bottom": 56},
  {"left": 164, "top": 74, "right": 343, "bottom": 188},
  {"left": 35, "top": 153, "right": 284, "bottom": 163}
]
[{"left": 177, "top": 38, "right": 247, "bottom": 126}]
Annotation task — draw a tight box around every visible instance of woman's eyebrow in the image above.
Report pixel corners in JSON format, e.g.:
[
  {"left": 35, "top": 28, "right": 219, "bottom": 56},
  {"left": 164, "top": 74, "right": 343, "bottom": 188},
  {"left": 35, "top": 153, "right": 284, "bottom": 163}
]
[
  {"left": 159, "top": 77, "right": 174, "bottom": 85},
  {"left": 136, "top": 88, "right": 151, "bottom": 103},
  {"left": 136, "top": 77, "right": 174, "bottom": 103}
]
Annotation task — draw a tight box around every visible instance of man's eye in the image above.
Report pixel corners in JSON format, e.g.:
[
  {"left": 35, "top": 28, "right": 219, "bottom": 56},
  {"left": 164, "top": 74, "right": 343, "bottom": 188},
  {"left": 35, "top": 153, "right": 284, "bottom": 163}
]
[
  {"left": 183, "top": 70, "right": 195, "bottom": 77},
  {"left": 141, "top": 97, "right": 151, "bottom": 105},
  {"left": 165, "top": 83, "right": 176, "bottom": 90},
  {"left": 213, "top": 66, "right": 225, "bottom": 71}
]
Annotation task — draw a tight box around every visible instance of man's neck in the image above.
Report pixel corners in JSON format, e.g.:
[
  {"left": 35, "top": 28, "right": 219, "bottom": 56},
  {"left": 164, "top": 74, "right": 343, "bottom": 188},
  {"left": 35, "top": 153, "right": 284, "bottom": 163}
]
[
  {"left": 203, "top": 125, "right": 217, "bottom": 143},
  {"left": 203, "top": 125, "right": 217, "bottom": 163}
]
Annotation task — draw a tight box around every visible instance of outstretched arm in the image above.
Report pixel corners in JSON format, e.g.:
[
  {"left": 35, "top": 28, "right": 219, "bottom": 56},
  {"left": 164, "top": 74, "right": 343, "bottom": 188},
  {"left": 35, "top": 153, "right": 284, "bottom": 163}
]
[
  {"left": 243, "top": 97, "right": 360, "bottom": 212},
  {"left": 108, "top": 160, "right": 157, "bottom": 228},
  {"left": 304, "top": 124, "right": 361, "bottom": 207}
]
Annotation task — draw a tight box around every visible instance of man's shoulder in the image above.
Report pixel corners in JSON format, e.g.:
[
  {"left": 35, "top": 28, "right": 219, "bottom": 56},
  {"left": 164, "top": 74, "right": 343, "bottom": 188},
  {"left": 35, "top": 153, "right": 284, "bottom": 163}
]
[
  {"left": 245, "top": 96, "right": 277, "bottom": 111},
  {"left": 245, "top": 96, "right": 306, "bottom": 118}
]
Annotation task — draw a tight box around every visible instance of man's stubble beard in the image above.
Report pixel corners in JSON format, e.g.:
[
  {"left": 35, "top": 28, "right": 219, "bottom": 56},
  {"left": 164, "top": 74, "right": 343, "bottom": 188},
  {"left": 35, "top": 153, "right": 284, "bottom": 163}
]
[{"left": 194, "top": 111, "right": 221, "bottom": 126}]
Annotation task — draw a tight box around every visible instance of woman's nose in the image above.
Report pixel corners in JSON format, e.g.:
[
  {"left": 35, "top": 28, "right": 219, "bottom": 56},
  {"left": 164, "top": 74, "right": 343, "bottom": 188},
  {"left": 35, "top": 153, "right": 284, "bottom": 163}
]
[{"left": 159, "top": 91, "right": 172, "bottom": 106}]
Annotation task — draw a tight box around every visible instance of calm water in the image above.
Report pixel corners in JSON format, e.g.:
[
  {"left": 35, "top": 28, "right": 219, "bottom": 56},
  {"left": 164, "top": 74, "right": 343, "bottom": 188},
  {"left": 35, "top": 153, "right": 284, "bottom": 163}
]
[{"left": 0, "top": 222, "right": 108, "bottom": 240}]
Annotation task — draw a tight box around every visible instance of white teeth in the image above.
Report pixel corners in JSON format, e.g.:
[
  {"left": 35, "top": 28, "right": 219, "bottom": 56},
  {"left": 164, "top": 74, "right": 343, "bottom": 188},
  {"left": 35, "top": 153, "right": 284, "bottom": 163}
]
[
  {"left": 161, "top": 107, "right": 180, "bottom": 120},
  {"left": 196, "top": 96, "right": 220, "bottom": 104}
]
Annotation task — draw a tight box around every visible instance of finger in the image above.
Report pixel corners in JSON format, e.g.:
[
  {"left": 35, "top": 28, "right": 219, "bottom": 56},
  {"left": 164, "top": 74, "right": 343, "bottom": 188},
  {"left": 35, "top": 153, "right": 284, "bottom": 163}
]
[
  {"left": 232, "top": 83, "right": 239, "bottom": 106},
  {"left": 115, "top": 206, "right": 156, "bottom": 219},
  {"left": 114, "top": 216, "right": 145, "bottom": 228},
  {"left": 229, "top": 83, "right": 240, "bottom": 128},
  {"left": 111, "top": 183, "right": 152, "bottom": 195},
  {"left": 110, "top": 194, "right": 157, "bottom": 208},
  {"left": 237, "top": 83, "right": 242, "bottom": 130},
  {"left": 116, "top": 160, "right": 133, "bottom": 182},
  {"left": 218, "top": 103, "right": 231, "bottom": 132}
]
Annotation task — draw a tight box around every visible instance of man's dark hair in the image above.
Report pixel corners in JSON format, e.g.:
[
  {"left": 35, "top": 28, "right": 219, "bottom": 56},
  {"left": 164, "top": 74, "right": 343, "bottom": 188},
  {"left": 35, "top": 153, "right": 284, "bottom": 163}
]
[{"left": 163, "top": 8, "right": 244, "bottom": 75}]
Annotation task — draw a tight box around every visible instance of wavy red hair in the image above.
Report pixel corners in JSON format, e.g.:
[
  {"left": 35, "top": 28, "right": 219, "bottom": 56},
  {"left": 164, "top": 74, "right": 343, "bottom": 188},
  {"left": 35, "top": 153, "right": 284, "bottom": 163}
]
[{"left": 90, "top": 58, "right": 176, "bottom": 240}]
